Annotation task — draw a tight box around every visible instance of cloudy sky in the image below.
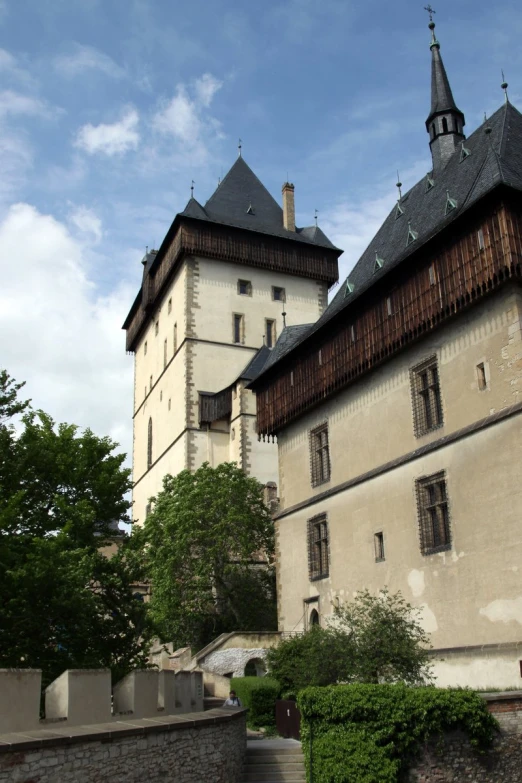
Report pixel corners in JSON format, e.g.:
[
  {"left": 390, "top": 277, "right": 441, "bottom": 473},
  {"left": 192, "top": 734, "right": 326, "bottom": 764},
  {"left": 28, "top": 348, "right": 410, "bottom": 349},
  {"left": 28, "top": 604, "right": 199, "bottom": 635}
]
[{"left": 0, "top": 0, "right": 520, "bottom": 468}]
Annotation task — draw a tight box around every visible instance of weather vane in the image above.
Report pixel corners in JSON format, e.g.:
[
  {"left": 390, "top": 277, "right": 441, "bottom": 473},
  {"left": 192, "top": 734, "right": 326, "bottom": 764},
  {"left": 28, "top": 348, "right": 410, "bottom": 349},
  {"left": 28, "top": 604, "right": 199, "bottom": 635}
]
[
  {"left": 424, "top": 4, "right": 436, "bottom": 22},
  {"left": 501, "top": 70, "right": 509, "bottom": 102},
  {"left": 314, "top": 209, "right": 319, "bottom": 227},
  {"left": 190, "top": 180, "right": 195, "bottom": 198},
  {"left": 238, "top": 138, "right": 242, "bottom": 157}
]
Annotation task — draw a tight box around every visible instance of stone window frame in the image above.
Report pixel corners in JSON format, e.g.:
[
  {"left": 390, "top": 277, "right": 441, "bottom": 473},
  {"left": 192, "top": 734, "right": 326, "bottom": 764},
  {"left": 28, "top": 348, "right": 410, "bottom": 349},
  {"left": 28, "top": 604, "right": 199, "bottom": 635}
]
[
  {"left": 237, "top": 279, "right": 252, "bottom": 296},
  {"left": 410, "top": 355, "right": 444, "bottom": 437},
  {"left": 147, "top": 417, "right": 153, "bottom": 469},
  {"left": 272, "top": 286, "right": 286, "bottom": 302},
  {"left": 307, "top": 513, "right": 329, "bottom": 581},
  {"left": 309, "top": 421, "right": 331, "bottom": 487},
  {"left": 233, "top": 313, "right": 245, "bottom": 344},
  {"left": 265, "top": 318, "right": 276, "bottom": 349},
  {"left": 415, "top": 470, "right": 452, "bottom": 556}
]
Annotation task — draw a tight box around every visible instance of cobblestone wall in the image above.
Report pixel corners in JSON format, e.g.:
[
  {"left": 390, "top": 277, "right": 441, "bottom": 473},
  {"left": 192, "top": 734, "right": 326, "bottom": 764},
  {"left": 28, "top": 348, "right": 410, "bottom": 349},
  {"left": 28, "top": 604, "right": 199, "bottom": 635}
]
[
  {"left": 406, "top": 695, "right": 522, "bottom": 783},
  {"left": 0, "top": 708, "right": 246, "bottom": 783}
]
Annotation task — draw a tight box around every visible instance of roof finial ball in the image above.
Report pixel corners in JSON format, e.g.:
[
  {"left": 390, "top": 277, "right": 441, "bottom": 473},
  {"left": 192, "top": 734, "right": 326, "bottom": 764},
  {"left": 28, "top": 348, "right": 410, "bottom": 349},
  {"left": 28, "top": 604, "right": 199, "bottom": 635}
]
[{"left": 501, "top": 70, "right": 509, "bottom": 103}]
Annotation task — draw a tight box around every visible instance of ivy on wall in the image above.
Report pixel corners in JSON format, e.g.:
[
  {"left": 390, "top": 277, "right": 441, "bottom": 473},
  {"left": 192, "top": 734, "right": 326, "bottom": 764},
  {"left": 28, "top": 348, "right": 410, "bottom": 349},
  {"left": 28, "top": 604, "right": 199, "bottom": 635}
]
[{"left": 298, "top": 684, "right": 499, "bottom": 783}]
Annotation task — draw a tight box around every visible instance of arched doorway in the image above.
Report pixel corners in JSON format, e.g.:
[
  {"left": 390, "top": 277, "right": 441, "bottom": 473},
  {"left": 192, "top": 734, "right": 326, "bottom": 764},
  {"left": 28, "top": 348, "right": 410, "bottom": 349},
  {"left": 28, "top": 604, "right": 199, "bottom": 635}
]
[
  {"left": 244, "top": 657, "right": 267, "bottom": 677},
  {"left": 310, "top": 609, "right": 320, "bottom": 627}
]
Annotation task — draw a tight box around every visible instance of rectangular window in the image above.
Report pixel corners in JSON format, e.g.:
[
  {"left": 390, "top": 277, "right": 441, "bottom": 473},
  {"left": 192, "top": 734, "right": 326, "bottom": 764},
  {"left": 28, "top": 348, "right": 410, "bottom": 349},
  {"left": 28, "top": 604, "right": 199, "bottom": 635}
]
[
  {"left": 149, "top": 375, "right": 153, "bottom": 391},
  {"left": 374, "top": 532, "right": 385, "bottom": 562},
  {"left": 155, "top": 320, "right": 159, "bottom": 336},
  {"left": 308, "top": 514, "right": 329, "bottom": 580},
  {"left": 428, "top": 264, "right": 436, "bottom": 285},
  {"left": 238, "top": 279, "right": 252, "bottom": 296},
  {"left": 478, "top": 228, "right": 485, "bottom": 251},
  {"left": 164, "top": 339, "right": 168, "bottom": 368},
  {"left": 416, "top": 472, "right": 451, "bottom": 555},
  {"left": 410, "top": 356, "right": 444, "bottom": 437},
  {"left": 318, "top": 349, "right": 322, "bottom": 366},
  {"left": 310, "top": 423, "right": 330, "bottom": 486},
  {"left": 272, "top": 286, "right": 285, "bottom": 301},
  {"left": 290, "top": 371, "right": 294, "bottom": 387},
  {"left": 266, "top": 319, "right": 276, "bottom": 349},
  {"left": 233, "top": 314, "right": 244, "bottom": 344},
  {"left": 350, "top": 324, "right": 356, "bottom": 343},
  {"left": 173, "top": 323, "right": 178, "bottom": 353},
  {"left": 168, "top": 298, "right": 172, "bottom": 314},
  {"left": 386, "top": 297, "right": 392, "bottom": 317},
  {"left": 476, "top": 362, "right": 487, "bottom": 391},
  {"left": 144, "top": 341, "right": 148, "bottom": 355}
]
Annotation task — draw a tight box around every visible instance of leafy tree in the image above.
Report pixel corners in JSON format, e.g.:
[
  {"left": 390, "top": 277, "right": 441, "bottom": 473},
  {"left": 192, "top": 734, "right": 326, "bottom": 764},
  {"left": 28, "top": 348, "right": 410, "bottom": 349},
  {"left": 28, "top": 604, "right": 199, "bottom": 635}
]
[
  {"left": 0, "top": 370, "right": 151, "bottom": 685},
  {"left": 131, "top": 462, "right": 277, "bottom": 651},
  {"left": 267, "top": 589, "right": 432, "bottom": 696},
  {"left": 332, "top": 588, "right": 433, "bottom": 686}
]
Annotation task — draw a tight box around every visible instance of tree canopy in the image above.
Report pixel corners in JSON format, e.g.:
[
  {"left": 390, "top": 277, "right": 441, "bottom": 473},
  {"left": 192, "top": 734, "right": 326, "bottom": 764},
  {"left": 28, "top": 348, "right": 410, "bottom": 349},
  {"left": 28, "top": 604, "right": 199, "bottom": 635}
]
[
  {"left": 0, "top": 370, "right": 151, "bottom": 685},
  {"left": 130, "top": 461, "right": 277, "bottom": 652},
  {"left": 267, "top": 589, "right": 433, "bottom": 697}
]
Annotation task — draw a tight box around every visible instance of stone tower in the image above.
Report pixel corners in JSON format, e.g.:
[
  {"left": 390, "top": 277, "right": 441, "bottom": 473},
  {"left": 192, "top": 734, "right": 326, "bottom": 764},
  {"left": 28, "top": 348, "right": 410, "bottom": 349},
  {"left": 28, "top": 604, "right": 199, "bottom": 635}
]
[{"left": 123, "top": 156, "right": 340, "bottom": 523}]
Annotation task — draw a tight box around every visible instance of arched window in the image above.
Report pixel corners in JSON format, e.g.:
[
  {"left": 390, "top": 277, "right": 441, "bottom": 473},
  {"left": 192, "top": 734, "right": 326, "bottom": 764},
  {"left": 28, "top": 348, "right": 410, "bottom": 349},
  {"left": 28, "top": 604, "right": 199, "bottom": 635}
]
[
  {"left": 431, "top": 123, "right": 435, "bottom": 139},
  {"left": 310, "top": 609, "right": 320, "bottom": 627},
  {"left": 147, "top": 418, "right": 153, "bottom": 469},
  {"left": 442, "top": 117, "right": 448, "bottom": 133}
]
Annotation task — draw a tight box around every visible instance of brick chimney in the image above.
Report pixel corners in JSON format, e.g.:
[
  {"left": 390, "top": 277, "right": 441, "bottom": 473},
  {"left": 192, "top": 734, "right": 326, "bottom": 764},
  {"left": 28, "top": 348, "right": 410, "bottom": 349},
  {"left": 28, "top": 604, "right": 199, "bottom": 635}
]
[{"left": 282, "top": 182, "right": 295, "bottom": 232}]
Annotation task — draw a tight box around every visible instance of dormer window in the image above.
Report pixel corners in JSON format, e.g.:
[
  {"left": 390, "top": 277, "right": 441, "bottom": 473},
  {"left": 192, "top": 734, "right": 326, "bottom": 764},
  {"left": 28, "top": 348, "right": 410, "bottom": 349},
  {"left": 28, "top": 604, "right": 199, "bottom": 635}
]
[
  {"left": 425, "top": 174, "right": 435, "bottom": 192},
  {"left": 344, "top": 279, "right": 354, "bottom": 298},
  {"left": 460, "top": 144, "right": 471, "bottom": 162},
  {"left": 395, "top": 202, "right": 404, "bottom": 219},
  {"left": 374, "top": 252, "right": 385, "bottom": 272},
  {"left": 442, "top": 117, "right": 449, "bottom": 133},
  {"left": 246, "top": 203, "right": 255, "bottom": 215},
  {"left": 445, "top": 191, "right": 457, "bottom": 215},
  {"left": 407, "top": 222, "right": 418, "bottom": 246}
]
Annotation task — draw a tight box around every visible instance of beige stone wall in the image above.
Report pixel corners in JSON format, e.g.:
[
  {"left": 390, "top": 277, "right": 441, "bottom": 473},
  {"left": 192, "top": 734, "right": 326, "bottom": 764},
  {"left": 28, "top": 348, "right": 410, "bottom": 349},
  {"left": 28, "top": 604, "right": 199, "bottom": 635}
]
[
  {"left": 132, "top": 250, "right": 327, "bottom": 521},
  {"left": 275, "top": 286, "right": 522, "bottom": 687}
]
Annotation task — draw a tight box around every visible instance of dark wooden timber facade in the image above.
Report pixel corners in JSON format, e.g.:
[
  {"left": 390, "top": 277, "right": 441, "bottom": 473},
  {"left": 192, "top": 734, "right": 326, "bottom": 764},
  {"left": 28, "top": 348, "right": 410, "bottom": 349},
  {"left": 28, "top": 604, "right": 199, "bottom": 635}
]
[
  {"left": 254, "top": 192, "right": 522, "bottom": 437},
  {"left": 123, "top": 219, "right": 339, "bottom": 353}
]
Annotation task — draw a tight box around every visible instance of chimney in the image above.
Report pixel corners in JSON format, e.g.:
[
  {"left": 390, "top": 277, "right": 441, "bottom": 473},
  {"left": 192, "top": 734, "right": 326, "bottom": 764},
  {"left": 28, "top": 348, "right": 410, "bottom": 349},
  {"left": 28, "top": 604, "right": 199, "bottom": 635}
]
[{"left": 282, "top": 182, "right": 295, "bottom": 232}]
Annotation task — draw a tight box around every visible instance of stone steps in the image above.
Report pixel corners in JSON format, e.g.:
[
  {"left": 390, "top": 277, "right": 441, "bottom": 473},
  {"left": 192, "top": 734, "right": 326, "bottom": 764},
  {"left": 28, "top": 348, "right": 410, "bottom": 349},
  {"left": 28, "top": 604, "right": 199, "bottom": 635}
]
[{"left": 242, "top": 744, "right": 305, "bottom": 783}]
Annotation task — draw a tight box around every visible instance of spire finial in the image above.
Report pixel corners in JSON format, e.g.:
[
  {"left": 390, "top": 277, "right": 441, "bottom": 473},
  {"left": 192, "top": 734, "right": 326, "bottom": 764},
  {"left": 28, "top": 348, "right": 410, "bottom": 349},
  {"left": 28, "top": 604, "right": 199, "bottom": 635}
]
[
  {"left": 396, "top": 171, "right": 402, "bottom": 200},
  {"left": 190, "top": 180, "right": 195, "bottom": 198},
  {"left": 238, "top": 138, "right": 242, "bottom": 157},
  {"left": 314, "top": 209, "right": 318, "bottom": 227},
  {"left": 425, "top": 4, "right": 439, "bottom": 48},
  {"left": 501, "top": 70, "right": 509, "bottom": 102}
]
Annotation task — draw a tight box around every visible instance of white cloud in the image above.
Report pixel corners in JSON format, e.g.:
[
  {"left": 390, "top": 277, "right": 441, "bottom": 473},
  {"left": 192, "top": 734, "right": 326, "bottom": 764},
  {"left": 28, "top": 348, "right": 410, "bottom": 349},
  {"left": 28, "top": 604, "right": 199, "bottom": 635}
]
[
  {"left": 0, "top": 202, "right": 135, "bottom": 454},
  {"left": 151, "top": 74, "right": 223, "bottom": 164},
  {"left": 54, "top": 44, "right": 125, "bottom": 79},
  {"left": 74, "top": 107, "right": 140, "bottom": 156},
  {"left": 69, "top": 205, "right": 103, "bottom": 244},
  {"left": 0, "top": 89, "right": 52, "bottom": 118},
  {"left": 0, "top": 125, "right": 33, "bottom": 205},
  {"left": 194, "top": 73, "right": 223, "bottom": 108}
]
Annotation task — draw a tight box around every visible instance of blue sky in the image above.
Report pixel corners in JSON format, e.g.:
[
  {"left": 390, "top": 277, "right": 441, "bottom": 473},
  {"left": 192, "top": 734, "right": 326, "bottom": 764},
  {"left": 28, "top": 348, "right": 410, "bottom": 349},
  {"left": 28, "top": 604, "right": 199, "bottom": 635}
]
[{"left": 0, "top": 0, "right": 520, "bottom": 465}]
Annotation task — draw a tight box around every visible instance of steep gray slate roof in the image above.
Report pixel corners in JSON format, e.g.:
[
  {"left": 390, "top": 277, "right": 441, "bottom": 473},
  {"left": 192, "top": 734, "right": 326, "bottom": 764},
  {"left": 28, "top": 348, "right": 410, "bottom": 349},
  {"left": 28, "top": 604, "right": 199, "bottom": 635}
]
[
  {"left": 429, "top": 42, "right": 463, "bottom": 119},
  {"left": 238, "top": 345, "right": 272, "bottom": 381},
  {"left": 179, "top": 157, "right": 338, "bottom": 250},
  {"left": 252, "top": 100, "right": 522, "bottom": 380},
  {"left": 262, "top": 324, "right": 314, "bottom": 372}
]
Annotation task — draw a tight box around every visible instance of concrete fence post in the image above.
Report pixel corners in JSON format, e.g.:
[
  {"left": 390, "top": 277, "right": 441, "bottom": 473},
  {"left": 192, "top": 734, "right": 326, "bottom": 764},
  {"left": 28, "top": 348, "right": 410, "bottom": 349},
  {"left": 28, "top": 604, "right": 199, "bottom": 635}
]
[
  {"left": 113, "top": 670, "right": 159, "bottom": 719},
  {"left": 0, "top": 669, "right": 41, "bottom": 733},
  {"left": 45, "top": 669, "right": 111, "bottom": 727}
]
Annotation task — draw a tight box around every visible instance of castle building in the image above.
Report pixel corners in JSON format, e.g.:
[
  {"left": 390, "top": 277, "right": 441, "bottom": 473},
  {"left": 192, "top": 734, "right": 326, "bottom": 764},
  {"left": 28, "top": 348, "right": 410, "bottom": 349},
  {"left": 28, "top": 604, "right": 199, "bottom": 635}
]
[
  {"left": 250, "top": 20, "right": 522, "bottom": 688},
  {"left": 123, "top": 158, "right": 340, "bottom": 523}
]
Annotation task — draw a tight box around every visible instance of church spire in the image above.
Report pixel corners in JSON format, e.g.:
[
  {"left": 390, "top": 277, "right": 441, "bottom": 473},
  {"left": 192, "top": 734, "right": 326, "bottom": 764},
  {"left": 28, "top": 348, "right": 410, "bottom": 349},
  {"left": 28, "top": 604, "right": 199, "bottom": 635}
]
[{"left": 424, "top": 9, "right": 465, "bottom": 171}]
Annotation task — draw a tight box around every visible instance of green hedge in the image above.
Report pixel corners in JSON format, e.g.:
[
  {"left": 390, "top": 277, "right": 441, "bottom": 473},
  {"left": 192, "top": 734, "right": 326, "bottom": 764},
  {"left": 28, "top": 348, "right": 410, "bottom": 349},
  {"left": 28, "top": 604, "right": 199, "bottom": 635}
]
[
  {"left": 297, "top": 684, "right": 499, "bottom": 783},
  {"left": 230, "top": 676, "right": 280, "bottom": 729}
]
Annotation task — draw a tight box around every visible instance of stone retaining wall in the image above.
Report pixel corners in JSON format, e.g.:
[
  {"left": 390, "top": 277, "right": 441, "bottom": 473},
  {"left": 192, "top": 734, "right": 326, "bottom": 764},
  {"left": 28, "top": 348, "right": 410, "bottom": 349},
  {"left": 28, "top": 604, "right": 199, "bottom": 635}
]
[
  {"left": 0, "top": 707, "right": 246, "bottom": 783},
  {"left": 406, "top": 693, "right": 522, "bottom": 782}
]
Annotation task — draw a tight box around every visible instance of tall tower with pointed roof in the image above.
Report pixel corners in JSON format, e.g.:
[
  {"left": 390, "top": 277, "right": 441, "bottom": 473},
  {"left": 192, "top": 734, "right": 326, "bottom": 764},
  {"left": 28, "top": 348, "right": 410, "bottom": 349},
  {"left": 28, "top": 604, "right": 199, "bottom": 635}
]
[
  {"left": 123, "top": 157, "right": 340, "bottom": 523},
  {"left": 426, "top": 17, "right": 466, "bottom": 171}
]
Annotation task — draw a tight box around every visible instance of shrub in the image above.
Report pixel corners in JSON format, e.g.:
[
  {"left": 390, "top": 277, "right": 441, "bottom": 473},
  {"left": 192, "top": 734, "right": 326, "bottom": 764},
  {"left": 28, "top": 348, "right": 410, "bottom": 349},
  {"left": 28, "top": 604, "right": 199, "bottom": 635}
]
[
  {"left": 266, "top": 627, "right": 349, "bottom": 699},
  {"left": 298, "top": 684, "right": 499, "bottom": 783},
  {"left": 230, "top": 676, "right": 280, "bottom": 729}
]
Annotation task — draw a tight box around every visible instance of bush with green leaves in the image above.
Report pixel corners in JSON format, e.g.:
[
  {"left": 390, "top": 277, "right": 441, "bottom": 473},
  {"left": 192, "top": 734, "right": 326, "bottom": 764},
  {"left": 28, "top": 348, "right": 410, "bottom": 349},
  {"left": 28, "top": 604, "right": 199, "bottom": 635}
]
[
  {"left": 230, "top": 676, "right": 280, "bottom": 729},
  {"left": 298, "top": 684, "right": 499, "bottom": 783},
  {"left": 267, "top": 589, "right": 433, "bottom": 698}
]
